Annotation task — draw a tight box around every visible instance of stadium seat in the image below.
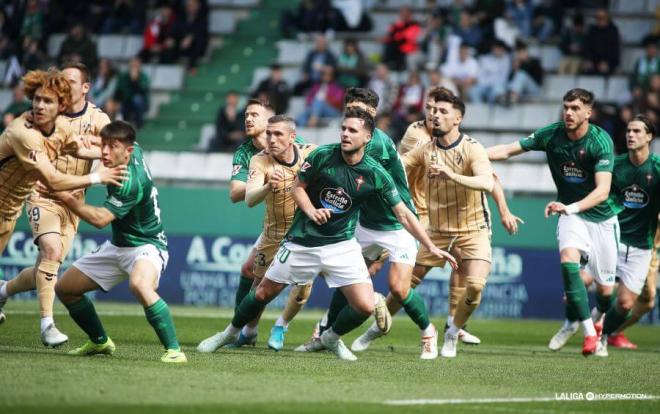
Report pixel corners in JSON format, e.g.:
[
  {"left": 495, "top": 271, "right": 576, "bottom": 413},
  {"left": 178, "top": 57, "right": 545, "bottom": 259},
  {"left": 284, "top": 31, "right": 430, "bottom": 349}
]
[
  {"left": 472, "top": 131, "right": 497, "bottom": 147},
  {"left": 538, "top": 166, "right": 556, "bottom": 192},
  {"left": 576, "top": 76, "right": 606, "bottom": 100},
  {"left": 98, "top": 35, "right": 125, "bottom": 59},
  {"left": 614, "top": 18, "right": 654, "bottom": 44},
  {"left": 621, "top": 47, "right": 644, "bottom": 73},
  {"left": 611, "top": 0, "right": 647, "bottom": 13},
  {"left": 287, "top": 97, "right": 306, "bottom": 119},
  {"left": 462, "top": 103, "right": 492, "bottom": 130},
  {"left": 176, "top": 153, "right": 208, "bottom": 180},
  {"left": 370, "top": 12, "right": 402, "bottom": 36},
  {"left": 197, "top": 123, "right": 217, "bottom": 151},
  {"left": 145, "top": 151, "right": 181, "bottom": 180},
  {"left": 543, "top": 75, "right": 576, "bottom": 101},
  {"left": 529, "top": 45, "right": 562, "bottom": 72},
  {"left": 276, "top": 40, "right": 308, "bottom": 65},
  {"left": 151, "top": 65, "right": 185, "bottom": 90},
  {"left": 520, "top": 103, "right": 560, "bottom": 130},
  {"left": 124, "top": 35, "right": 144, "bottom": 59},
  {"left": 205, "top": 153, "right": 233, "bottom": 181},
  {"left": 507, "top": 163, "right": 543, "bottom": 192},
  {"left": 250, "top": 66, "right": 298, "bottom": 90},
  {"left": 210, "top": 10, "right": 238, "bottom": 34},
  {"left": 0, "top": 88, "right": 12, "bottom": 112},
  {"left": 47, "top": 33, "right": 66, "bottom": 58},
  {"left": 605, "top": 76, "right": 632, "bottom": 104},
  {"left": 491, "top": 106, "right": 523, "bottom": 131}
]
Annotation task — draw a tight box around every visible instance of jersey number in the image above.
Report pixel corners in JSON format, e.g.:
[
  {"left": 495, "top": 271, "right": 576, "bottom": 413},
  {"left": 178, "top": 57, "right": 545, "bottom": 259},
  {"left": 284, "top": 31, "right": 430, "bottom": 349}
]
[
  {"left": 151, "top": 187, "right": 162, "bottom": 223},
  {"left": 28, "top": 207, "right": 40, "bottom": 222}
]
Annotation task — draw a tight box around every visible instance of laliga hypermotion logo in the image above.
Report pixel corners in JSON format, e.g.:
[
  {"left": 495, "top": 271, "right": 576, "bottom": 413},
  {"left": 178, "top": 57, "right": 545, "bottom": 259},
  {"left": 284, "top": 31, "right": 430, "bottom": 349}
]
[{"left": 320, "top": 187, "right": 352, "bottom": 214}]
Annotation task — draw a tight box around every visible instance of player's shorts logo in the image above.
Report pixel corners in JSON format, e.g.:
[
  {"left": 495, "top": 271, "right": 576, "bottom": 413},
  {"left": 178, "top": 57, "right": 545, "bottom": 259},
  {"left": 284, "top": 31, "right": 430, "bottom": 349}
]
[
  {"left": 320, "top": 187, "right": 352, "bottom": 214},
  {"left": 622, "top": 185, "right": 649, "bottom": 209},
  {"left": 559, "top": 161, "right": 587, "bottom": 183}
]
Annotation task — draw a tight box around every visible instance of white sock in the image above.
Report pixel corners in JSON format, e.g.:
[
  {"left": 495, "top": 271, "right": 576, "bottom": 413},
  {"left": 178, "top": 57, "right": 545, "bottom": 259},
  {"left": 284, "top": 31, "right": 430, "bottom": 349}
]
[
  {"left": 447, "top": 315, "right": 454, "bottom": 326},
  {"left": 562, "top": 319, "right": 579, "bottom": 330},
  {"left": 0, "top": 282, "right": 8, "bottom": 299},
  {"left": 447, "top": 320, "right": 460, "bottom": 336},
  {"left": 225, "top": 324, "right": 240, "bottom": 335},
  {"left": 40, "top": 316, "right": 54, "bottom": 333},
  {"left": 591, "top": 307, "right": 603, "bottom": 323},
  {"left": 367, "top": 321, "right": 380, "bottom": 334},
  {"left": 581, "top": 319, "right": 597, "bottom": 337},
  {"left": 421, "top": 323, "right": 435, "bottom": 337},
  {"left": 274, "top": 316, "right": 288, "bottom": 328},
  {"left": 323, "top": 327, "right": 340, "bottom": 343},
  {"left": 241, "top": 324, "right": 258, "bottom": 337},
  {"left": 319, "top": 310, "right": 329, "bottom": 328}
]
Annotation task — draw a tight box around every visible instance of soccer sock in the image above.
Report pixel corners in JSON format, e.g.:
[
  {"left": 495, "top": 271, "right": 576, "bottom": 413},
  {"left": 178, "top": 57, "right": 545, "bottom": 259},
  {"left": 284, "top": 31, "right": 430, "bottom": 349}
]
[
  {"left": 561, "top": 263, "right": 591, "bottom": 321},
  {"left": 234, "top": 275, "right": 253, "bottom": 314},
  {"left": 241, "top": 324, "right": 258, "bottom": 337},
  {"left": 580, "top": 319, "right": 597, "bottom": 337},
  {"left": 447, "top": 319, "right": 460, "bottom": 336},
  {"left": 401, "top": 289, "right": 430, "bottom": 330},
  {"left": 144, "top": 298, "right": 180, "bottom": 350},
  {"left": 274, "top": 315, "right": 288, "bottom": 328},
  {"left": 332, "top": 305, "right": 370, "bottom": 336},
  {"left": 593, "top": 291, "right": 614, "bottom": 322},
  {"left": 35, "top": 259, "right": 59, "bottom": 318},
  {"left": 6, "top": 266, "right": 37, "bottom": 296},
  {"left": 65, "top": 296, "right": 107, "bottom": 344},
  {"left": 453, "top": 276, "right": 486, "bottom": 328},
  {"left": 603, "top": 306, "right": 631, "bottom": 336},
  {"left": 325, "top": 289, "right": 349, "bottom": 329},
  {"left": 319, "top": 310, "right": 329, "bottom": 332},
  {"left": 231, "top": 290, "right": 269, "bottom": 329},
  {"left": 0, "top": 281, "right": 8, "bottom": 299},
  {"left": 448, "top": 286, "right": 465, "bottom": 317}
]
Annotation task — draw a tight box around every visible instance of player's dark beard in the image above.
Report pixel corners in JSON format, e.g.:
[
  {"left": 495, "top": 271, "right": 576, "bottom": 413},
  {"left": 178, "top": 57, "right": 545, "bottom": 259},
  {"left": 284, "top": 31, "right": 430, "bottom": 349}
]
[{"left": 432, "top": 127, "right": 447, "bottom": 138}]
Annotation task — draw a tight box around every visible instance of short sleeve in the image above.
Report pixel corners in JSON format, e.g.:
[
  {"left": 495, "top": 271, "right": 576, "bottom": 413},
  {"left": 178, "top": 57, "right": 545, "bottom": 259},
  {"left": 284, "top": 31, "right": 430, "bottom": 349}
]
[
  {"left": 375, "top": 166, "right": 402, "bottom": 207},
  {"left": 246, "top": 155, "right": 268, "bottom": 189},
  {"left": 297, "top": 147, "right": 323, "bottom": 184},
  {"left": 469, "top": 143, "right": 493, "bottom": 177},
  {"left": 519, "top": 123, "right": 558, "bottom": 152},
  {"left": 103, "top": 174, "right": 139, "bottom": 219},
  {"left": 94, "top": 111, "right": 112, "bottom": 134},
  {"left": 231, "top": 151, "right": 249, "bottom": 182},
  {"left": 593, "top": 137, "right": 614, "bottom": 173},
  {"left": 398, "top": 122, "right": 423, "bottom": 154},
  {"left": 400, "top": 144, "right": 425, "bottom": 170},
  {"left": 7, "top": 127, "right": 43, "bottom": 171}
]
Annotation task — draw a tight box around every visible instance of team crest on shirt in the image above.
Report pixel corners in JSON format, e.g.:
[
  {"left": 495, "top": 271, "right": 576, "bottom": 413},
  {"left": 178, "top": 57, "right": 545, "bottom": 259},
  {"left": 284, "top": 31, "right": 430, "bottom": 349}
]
[
  {"left": 559, "top": 161, "right": 587, "bottom": 183},
  {"left": 355, "top": 175, "right": 365, "bottom": 191},
  {"left": 320, "top": 187, "right": 352, "bottom": 214},
  {"left": 622, "top": 184, "right": 649, "bottom": 209},
  {"left": 232, "top": 164, "right": 241, "bottom": 176},
  {"left": 301, "top": 161, "right": 311, "bottom": 172}
]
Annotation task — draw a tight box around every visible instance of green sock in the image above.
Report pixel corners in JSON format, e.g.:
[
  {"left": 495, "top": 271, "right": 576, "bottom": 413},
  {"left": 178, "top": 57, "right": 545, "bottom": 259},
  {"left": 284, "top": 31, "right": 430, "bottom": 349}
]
[
  {"left": 325, "top": 289, "right": 349, "bottom": 329},
  {"left": 603, "top": 306, "right": 631, "bottom": 336},
  {"left": 332, "top": 305, "right": 370, "bottom": 336},
  {"left": 595, "top": 291, "right": 614, "bottom": 315},
  {"left": 234, "top": 275, "right": 253, "bottom": 313},
  {"left": 561, "top": 263, "right": 591, "bottom": 321},
  {"left": 402, "top": 289, "right": 430, "bottom": 330},
  {"left": 145, "top": 299, "right": 180, "bottom": 350},
  {"left": 231, "top": 289, "right": 268, "bottom": 328},
  {"left": 565, "top": 302, "right": 579, "bottom": 322},
  {"left": 65, "top": 296, "right": 107, "bottom": 344}
]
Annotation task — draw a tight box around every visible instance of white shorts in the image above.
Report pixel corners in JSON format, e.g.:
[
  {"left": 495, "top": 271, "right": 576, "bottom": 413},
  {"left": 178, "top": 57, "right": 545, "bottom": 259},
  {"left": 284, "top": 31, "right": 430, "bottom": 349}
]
[
  {"left": 355, "top": 223, "right": 418, "bottom": 265},
  {"left": 557, "top": 214, "right": 619, "bottom": 286},
  {"left": 73, "top": 241, "right": 169, "bottom": 292},
  {"left": 265, "top": 238, "right": 371, "bottom": 288},
  {"left": 616, "top": 243, "right": 653, "bottom": 295}
]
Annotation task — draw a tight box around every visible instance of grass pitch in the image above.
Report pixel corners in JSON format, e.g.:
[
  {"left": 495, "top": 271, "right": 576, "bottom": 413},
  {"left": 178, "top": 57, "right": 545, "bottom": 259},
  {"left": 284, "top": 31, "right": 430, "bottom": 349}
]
[{"left": 1, "top": 300, "right": 659, "bottom": 414}]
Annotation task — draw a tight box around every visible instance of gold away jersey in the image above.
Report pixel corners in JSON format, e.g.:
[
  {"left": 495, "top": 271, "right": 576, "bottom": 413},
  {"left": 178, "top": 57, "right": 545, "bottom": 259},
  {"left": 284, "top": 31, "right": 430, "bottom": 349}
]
[{"left": 399, "top": 120, "right": 432, "bottom": 219}]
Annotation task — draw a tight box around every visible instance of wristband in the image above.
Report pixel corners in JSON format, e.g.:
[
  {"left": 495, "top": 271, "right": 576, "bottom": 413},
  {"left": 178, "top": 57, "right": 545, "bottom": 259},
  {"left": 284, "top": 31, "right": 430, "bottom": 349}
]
[
  {"left": 89, "top": 173, "right": 101, "bottom": 185},
  {"left": 565, "top": 203, "right": 580, "bottom": 215}
]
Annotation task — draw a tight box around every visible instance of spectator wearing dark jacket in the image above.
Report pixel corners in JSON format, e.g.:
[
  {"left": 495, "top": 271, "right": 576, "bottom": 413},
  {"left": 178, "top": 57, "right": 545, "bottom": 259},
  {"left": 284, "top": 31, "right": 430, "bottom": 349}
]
[
  {"left": 582, "top": 8, "right": 620, "bottom": 76},
  {"left": 57, "top": 23, "right": 98, "bottom": 72},
  {"left": 507, "top": 42, "right": 543, "bottom": 103},
  {"left": 382, "top": 7, "right": 421, "bottom": 71},
  {"left": 139, "top": 2, "right": 178, "bottom": 64},
  {"left": 174, "top": 0, "right": 209, "bottom": 72},
  {"left": 114, "top": 57, "right": 150, "bottom": 128},
  {"left": 558, "top": 14, "right": 586, "bottom": 75},
  {"left": 211, "top": 91, "right": 245, "bottom": 152},
  {"left": 252, "top": 63, "right": 291, "bottom": 114}
]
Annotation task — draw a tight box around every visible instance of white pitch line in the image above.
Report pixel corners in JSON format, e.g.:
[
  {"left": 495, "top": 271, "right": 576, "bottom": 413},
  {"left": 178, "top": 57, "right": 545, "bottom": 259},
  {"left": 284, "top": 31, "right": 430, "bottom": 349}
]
[
  {"left": 3, "top": 309, "right": 323, "bottom": 320},
  {"left": 385, "top": 396, "right": 660, "bottom": 405}
]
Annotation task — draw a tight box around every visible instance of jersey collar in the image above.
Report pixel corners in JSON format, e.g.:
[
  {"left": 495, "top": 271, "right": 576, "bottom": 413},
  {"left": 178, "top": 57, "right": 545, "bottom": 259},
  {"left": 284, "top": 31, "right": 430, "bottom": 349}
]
[
  {"left": 66, "top": 101, "right": 88, "bottom": 119},
  {"left": 275, "top": 144, "right": 299, "bottom": 167},
  {"left": 435, "top": 132, "right": 463, "bottom": 150}
]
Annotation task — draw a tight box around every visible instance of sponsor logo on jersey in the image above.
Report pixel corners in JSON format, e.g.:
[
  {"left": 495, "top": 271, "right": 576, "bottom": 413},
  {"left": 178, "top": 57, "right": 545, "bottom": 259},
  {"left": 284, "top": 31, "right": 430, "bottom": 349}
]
[
  {"left": 107, "top": 196, "right": 123, "bottom": 207},
  {"left": 559, "top": 161, "right": 587, "bottom": 183},
  {"left": 232, "top": 165, "right": 241, "bottom": 176},
  {"left": 597, "top": 159, "right": 610, "bottom": 167},
  {"left": 320, "top": 187, "right": 352, "bottom": 214},
  {"left": 622, "top": 184, "right": 649, "bottom": 209}
]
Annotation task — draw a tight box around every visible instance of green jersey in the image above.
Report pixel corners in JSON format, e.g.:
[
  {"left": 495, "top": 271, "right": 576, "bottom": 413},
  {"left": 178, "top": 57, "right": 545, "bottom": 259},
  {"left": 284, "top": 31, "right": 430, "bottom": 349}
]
[
  {"left": 519, "top": 122, "right": 621, "bottom": 222},
  {"left": 103, "top": 143, "right": 167, "bottom": 250},
  {"left": 285, "top": 144, "right": 402, "bottom": 247},
  {"left": 612, "top": 153, "right": 660, "bottom": 249},
  {"left": 231, "top": 135, "right": 305, "bottom": 182},
  {"left": 359, "top": 128, "right": 416, "bottom": 231}
]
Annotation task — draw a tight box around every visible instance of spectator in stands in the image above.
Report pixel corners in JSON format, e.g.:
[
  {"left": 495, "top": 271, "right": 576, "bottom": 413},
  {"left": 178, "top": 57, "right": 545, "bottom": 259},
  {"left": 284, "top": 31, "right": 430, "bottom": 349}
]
[
  {"left": 472, "top": 0, "right": 505, "bottom": 53},
  {"left": 296, "top": 65, "right": 344, "bottom": 127},
  {"left": 57, "top": 23, "right": 98, "bottom": 72},
  {"left": 211, "top": 91, "right": 245, "bottom": 152},
  {"left": 91, "top": 58, "right": 119, "bottom": 109},
  {"left": 441, "top": 39, "right": 479, "bottom": 100},
  {"left": 530, "top": 0, "right": 560, "bottom": 41},
  {"left": 631, "top": 37, "right": 659, "bottom": 98},
  {"left": 101, "top": 0, "right": 145, "bottom": 34},
  {"left": 637, "top": 73, "right": 659, "bottom": 129},
  {"left": 0, "top": 10, "right": 15, "bottom": 60},
  {"left": 114, "top": 56, "right": 150, "bottom": 128},
  {"left": 252, "top": 63, "right": 291, "bottom": 114},
  {"left": 505, "top": 0, "right": 533, "bottom": 39},
  {"left": 330, "top": 0, "right": 372, "bottom": 32},
  {"left": 2, "top": 83, "right": 31, "bottom": 132},
  {"left": 426, "top": 68, "right": 458, "bottom": 96},
  {"left": 382, "top": 7, "right": 422, "bottom": 71},
  {"left": 139, "top": 2, "right": 178, "bottom": 64},
  {"left": 20, "top": 0, "right": 44, "bottom": 43},
  {"left": 581, "top": 8, "right": 620, "bottom": 76},
  {"left": 280, "top": 0, "right": 333, "bottom": 39},
  {"left": 468, "top": 39, "right": 511, "bottom": 104},
  {"left": 103, "top": 98, "right": 123, "bottom": 122},
  {"left": 174, "top": 0, "right": 209, "bottom": 73},
  {"left": 558, "top": 13, "right": 586, "bottom": 75},
  {"left": 419, "top": 9, "right": 450, "bottom": 69},
  {"left": 452, "top": 10, "right": 483, "bottom": 50},
  {"left": 393, "top": 70, "right": 424, "bottom": 117},
  {"left": 506, "top": 41, "right": 542, "bottom": 104},
  {"left": 336, "top": 38, "right": 369, "bottom": 89},
  {"left": 294, "top": 33, "right": 337, "bottom": 96},
  {"left": 367, "top": 63, "right": 396, "bottom": 114}
]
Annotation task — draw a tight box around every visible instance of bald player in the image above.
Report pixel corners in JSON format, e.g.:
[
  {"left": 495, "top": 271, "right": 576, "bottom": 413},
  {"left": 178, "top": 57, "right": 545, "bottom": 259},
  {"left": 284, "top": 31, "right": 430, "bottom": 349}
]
[
  {"left": 401, "top": 88, "right": 495, "bottom": 358},
  {"left": 0, "top": 69, "right": 124, "bottom": 330},
  {"left": 3, "top": 62, "right": 111, "bottom": 347}
]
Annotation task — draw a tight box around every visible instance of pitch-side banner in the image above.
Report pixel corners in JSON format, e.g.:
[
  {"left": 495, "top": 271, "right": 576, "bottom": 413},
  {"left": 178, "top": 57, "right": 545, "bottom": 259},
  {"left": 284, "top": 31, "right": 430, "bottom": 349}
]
[{"left": 2, "top": 231, "right": 657, "bottom": 322}]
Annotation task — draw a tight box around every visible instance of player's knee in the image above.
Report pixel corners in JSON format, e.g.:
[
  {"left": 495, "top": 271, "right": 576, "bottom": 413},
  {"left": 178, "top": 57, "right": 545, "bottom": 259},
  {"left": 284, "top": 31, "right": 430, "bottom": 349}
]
[
  {"left": 240, "top": 261, "right": 256, "bottom": 279},
  {"left": 292, "top": 284, "right": 312, "bottom": 305},
  {"left": 465, "top": 276, "right": 486, "bottom": 306},
  {"left": 128, "top": 278, "right": 153, "bottom": 301},
  {"left": 39, "top": 242, "right": 63, "bottom": 263},
  {"left": 389, "top": 279, "right": 409, "bottom": 302},
  {"left": 353, "top": 299, "right": 374, "bottom": 316},
  {"left": 632, "top": 297, "right": 655, "bottom": 317},
  {"left": 37, "top": 259, "right": 60, "bottom": 282},
  {"left": 616, "top": 297, "right": 635, "bottom": 314}
]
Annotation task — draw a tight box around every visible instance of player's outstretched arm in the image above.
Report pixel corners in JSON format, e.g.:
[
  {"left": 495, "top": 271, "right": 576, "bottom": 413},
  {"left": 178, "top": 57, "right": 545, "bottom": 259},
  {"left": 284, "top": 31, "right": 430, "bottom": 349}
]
[
  {"left": 229, "top": 180, "right": 247, "bottom": 203},
  {"left": 34, "top": 151, "right": 126, "bottom": 191},
  {"left": 62, "top": 134, "right": 102, "bottom": 160},
  {"left": 292, "top": 177, "right": 331, "bottom": 225},
  {"left": 491, "top": 174, "right": 524, "bottom": 235},
  {"left": 545, "top": 171, "right": 612, "bottom": 217},
  {"left": 51, "top": 191, "right": 116, "bottom": 229},
  {"left": 487, "top": 141, "right": 525, "bottom": 161},
  {"left": 391, "top": 202, "right": 458, "bottom": 269},
  {"left": 245, "top": 159, "right": 277, "bottom": 208}
]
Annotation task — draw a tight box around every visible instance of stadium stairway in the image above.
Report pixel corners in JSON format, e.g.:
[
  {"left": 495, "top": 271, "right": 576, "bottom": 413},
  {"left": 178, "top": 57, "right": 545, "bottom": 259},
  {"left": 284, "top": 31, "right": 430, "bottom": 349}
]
[{"left": 140, "top": 0, "right": 289, "bottom": 152}]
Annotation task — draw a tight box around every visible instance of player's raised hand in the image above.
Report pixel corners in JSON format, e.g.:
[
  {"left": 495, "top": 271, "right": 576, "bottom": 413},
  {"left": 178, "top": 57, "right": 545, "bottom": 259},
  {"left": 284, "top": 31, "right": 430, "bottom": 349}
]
[
  {"left": 269, "top": 169, "right": 285, "bottom": 188},
  {"left": 428, "top": 163, "right": 454, "bottom": 180},
  {"left": 501, "top": 211, "right": 524, "bottom": 235},
  {"left": 308, "top": 208, "right": 332, "bottom": 225},
  {"left": 429, "top": 246, "right": 458, "bottom": 270},
  {"left": 544, "top": 201, "right": 565, "bottom": 218},
  {"left": 99, "top": 165, "right": 128, "bottom": 187}
]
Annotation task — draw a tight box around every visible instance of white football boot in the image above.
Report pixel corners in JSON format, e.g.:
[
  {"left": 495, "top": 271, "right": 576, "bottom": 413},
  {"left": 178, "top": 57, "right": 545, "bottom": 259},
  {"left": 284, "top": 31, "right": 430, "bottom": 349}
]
[
  {"left": 320, "top": 330, "right": 357, "bottom": 361},
  {"left": 350, "top": 323, "right": 383, "bottom": 352},
  {"left": 197, "top": 329, "right": 239, "bottom": 353},
  {"left": 594, "top": 336, "right": 608, "bottom": 357},
  {"left": 440, "top": 330, "right": 458, "bottom": 358},
  {"left": 420, "top": 325, "right": 438, "bottom": 360},
  {"left": 41, "top": 324, "right": 68, "bottom": 348},
  {"left": 548, "top": 322, "right": 579, "bottom": 351},
  {"left": 458, "top": 329, "right": 481, "bottom": 344}
]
